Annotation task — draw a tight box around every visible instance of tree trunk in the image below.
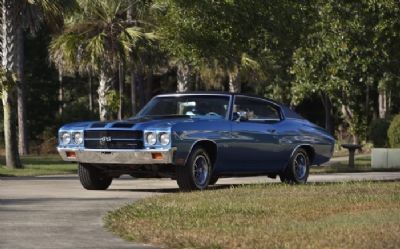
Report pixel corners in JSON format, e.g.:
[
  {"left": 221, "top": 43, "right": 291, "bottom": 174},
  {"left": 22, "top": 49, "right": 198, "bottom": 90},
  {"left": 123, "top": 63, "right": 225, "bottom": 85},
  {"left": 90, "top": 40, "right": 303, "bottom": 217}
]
[
  {"left": 127, "top": 5, "right": 132, "bottom": 22},
  {"left": 2, "top": 90, "right": 21, "bottom": 168},
  {"left": 341, "top": 104, "right": 359, "bottom": 144},
  {"left": 228, "top": 69, "right": 241, "bottom": 93},
  {"left": 365, "top": 84, "right": 369, "bottom": 120},
  {"left": 16, "top": 26, "right": 28, "bottom": 155},
  {"left": 194, "top": 72, "right": 201, "bottom": 91},
  {"left": 321, "top": 93, "right": 334, "bottom": 135},
  {"left": 136, "top": 72, "right": 145, "bottom": 109},
  {"left": 97, "top": 69, "right": 113, "bottom": 121},
  {"left": 88, "top": 73, "right": 93, "bottom": 111},
  {"left": 1, "top": 0, "right": 22, "bottom": 168},
  {"left": 118, "top": 63, "right": 124, "bottom": 120},
  {"left": 145, "top": 73, "right": 153, "bottom": 103},
  {"left": 378, "top": 89, "right": 387, "bottom": 119},
  {"left": 130, "top": 69, "right": 137, "bottom": 116},
  {"left": 176, "top": 63, "right": 192, "bottom": 92},
  {"left": 352, "top": 134, "right": 360, "bottom": 145},
  {"left": 58, "top": 69, "right": 63, "bottom": 116}
]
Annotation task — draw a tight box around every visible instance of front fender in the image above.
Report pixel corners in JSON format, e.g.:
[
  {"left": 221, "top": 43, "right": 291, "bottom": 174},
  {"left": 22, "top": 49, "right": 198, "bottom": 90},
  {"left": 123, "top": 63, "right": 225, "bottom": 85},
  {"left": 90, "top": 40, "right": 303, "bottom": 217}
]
[{"left": 171, "top": 120, "right": 231, "bottom": 166}]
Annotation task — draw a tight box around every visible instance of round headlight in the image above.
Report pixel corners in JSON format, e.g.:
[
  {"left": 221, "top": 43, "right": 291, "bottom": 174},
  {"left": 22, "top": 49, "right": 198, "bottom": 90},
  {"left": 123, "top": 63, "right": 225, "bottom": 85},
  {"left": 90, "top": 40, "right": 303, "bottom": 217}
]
[
  {"left": 61, "top": 132, "right": 71, "bottom": 145},
  {"left": 159, "top": 133, "right": 170, "bottom": 145},
  {"left": 73, "top": 132, "right": 83, "bottom": 145},
  {"left": 146, "top": 132, "right": 157, "bottom": 145}
]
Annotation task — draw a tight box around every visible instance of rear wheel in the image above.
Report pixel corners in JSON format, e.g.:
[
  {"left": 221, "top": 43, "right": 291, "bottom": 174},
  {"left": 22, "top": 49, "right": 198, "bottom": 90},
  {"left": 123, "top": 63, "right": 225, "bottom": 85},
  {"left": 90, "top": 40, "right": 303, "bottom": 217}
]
[
  {"left": 176, "top": 147, "right": 212, "bottom": 191},
  {"left": 279, "top": 148, "right": 310, "bottom": 184},
  {"left": 78, "top": 164, "right": 112, "bottom": 190}
]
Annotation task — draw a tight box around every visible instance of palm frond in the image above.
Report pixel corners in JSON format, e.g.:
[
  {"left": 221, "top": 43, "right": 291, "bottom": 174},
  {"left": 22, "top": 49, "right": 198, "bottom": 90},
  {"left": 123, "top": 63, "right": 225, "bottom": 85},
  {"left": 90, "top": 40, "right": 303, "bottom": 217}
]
[
  {"left": 49, "top": 0, "right": 158, "bottom": 76},
  {"left": 85, "top": 33, "right": 106, "bottom": 68},
  {"left": 144, "top": 32, "right": 157, "bottom": 41},
  {"left": 65, "top": 20, "right": 106, "bottom": 37},
  {"left": 240, "top": 53, "right": 261, "bottom": 70},
  {"left": 240, "top": 53, "right": 267, "bottom": 81},
  {"left": 34, "top": 0, "right": 65, "bottom": 31},
  {"left": 49, "top": 32, "right": 83, "bottom": 73}
]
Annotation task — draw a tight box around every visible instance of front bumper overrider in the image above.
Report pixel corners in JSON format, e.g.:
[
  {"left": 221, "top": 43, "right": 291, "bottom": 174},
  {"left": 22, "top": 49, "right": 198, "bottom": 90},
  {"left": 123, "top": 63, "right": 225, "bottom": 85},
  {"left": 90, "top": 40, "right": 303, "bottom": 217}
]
[{"left": 57, "top": 147, "right": 176, "bottom": 164}]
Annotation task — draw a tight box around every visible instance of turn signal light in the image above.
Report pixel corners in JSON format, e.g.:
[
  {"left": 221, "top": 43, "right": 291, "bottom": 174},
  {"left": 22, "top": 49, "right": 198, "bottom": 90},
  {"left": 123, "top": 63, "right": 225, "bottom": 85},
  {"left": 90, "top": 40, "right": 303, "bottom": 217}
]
[
  {"left": 152, "top": 152, "right": 163, "bottom": 160},
  {"left": 66, "top": 151, "right": 76, "bottom": 159}
]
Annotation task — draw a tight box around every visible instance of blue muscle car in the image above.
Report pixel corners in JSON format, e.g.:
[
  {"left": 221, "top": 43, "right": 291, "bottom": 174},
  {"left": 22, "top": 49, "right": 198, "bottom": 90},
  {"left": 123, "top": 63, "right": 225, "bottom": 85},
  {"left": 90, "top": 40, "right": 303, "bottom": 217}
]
[{"left": 57, "top": 92, "right": 335, "bottom": 191}]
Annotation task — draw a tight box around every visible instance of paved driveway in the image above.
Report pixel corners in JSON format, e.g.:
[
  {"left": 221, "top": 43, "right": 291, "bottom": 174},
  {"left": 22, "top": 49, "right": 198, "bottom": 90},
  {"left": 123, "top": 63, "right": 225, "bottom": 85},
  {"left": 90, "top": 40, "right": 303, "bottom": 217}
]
[{"left": 1, "top": 172, "right": 400, "bottom": 249}]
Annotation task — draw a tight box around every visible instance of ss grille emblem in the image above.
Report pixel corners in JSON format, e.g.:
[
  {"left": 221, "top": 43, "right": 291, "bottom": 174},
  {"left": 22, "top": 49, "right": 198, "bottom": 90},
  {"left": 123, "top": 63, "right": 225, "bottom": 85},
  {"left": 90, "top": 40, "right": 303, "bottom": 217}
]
[{"left": 99, "top": 136, "right": 112, "bottom": 145}]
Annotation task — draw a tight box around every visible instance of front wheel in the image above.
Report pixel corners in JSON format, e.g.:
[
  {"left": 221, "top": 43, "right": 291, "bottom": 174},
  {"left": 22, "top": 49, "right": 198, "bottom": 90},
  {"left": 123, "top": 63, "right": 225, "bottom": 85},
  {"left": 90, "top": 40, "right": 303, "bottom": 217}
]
[
  {"left": 176, "top": 147, "right": 212, "bottom": 191},
  {"left": 279, "top": 148, "right": 310, "bottom": 184},
  {"left": 78, "top": 164, "right": 112, "bottom": 190}
]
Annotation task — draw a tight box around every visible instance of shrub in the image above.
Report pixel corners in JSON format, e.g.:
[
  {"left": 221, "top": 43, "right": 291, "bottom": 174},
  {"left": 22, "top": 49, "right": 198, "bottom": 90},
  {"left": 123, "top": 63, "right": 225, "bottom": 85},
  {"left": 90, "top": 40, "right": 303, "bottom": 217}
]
[
  {"left": 388, "top": 114, "right": 400, "bottom": 148},
  {"left": 368, "top": 119, "right": 390, "bottom": 147}
]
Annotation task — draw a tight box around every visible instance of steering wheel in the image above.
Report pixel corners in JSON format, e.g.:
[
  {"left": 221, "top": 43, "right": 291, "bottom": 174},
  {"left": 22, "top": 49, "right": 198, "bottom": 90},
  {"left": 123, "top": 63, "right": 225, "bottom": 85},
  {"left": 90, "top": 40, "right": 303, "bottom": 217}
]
[{"left": 206, "top": 112, "right": 220, "bottom": 116}]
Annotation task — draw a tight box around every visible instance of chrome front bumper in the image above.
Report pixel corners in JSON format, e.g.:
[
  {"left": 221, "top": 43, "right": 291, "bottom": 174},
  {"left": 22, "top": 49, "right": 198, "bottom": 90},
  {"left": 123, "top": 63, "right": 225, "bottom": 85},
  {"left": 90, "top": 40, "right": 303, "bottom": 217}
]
[{"left": 57, "top": 147, "right": 176, "bottom": 164}]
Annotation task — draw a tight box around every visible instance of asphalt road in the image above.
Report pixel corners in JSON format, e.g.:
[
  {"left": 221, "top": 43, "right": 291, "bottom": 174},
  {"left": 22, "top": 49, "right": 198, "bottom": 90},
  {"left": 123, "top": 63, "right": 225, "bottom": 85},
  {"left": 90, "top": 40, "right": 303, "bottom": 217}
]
[{"left": 1, "top": 172, "right": 400, "bottom": 249}]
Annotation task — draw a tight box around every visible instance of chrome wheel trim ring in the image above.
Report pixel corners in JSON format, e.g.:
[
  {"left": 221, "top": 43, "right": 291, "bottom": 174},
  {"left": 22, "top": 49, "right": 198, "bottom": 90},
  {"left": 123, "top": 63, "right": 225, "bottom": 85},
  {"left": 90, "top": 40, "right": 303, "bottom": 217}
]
[
  {"left": 192, "top": 155, "right": 209, "bottom": 187},
  {"left": 294, "top": 153, "right": 307, "bottom": 179}
]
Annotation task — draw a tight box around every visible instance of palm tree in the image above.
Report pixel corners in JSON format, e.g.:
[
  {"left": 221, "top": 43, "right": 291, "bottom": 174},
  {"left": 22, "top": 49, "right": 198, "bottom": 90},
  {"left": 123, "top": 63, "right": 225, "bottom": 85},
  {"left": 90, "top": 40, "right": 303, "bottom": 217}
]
[
  {"left": 17, "top": 0, "right": 74, "bottom": 155},
  {"left": 1, "top": 0, "right": 69, "bottom": 167},
  {"left": 50, "top": 0, "right": 155, "bottom": 121}
]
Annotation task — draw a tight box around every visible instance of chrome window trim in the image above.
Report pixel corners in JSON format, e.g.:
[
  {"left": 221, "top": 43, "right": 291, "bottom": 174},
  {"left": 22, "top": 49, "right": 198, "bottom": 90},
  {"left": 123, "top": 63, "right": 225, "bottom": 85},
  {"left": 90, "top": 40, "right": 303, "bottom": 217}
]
[{"left": 248, "top": 118, "right": 282, "bottom": 122}]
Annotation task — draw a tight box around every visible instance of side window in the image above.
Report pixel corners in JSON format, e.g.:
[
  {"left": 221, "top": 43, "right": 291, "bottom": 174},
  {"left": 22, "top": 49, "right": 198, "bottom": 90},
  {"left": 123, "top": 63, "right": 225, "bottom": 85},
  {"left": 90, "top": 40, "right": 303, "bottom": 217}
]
[{"left": 234, "top": 97, "right": 281, "bottom": 121}]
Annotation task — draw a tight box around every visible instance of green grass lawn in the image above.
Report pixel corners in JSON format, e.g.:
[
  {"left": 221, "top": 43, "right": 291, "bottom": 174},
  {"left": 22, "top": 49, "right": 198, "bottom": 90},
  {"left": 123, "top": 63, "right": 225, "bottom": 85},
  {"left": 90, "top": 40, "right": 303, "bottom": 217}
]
[
  {"left": 311, "top": 156, "right": 370, "bottom": 173},
  {"left": 0, "top": 154, "right": 77, "bottom": 177},
  {"left": 105, "top": 181, "right": 400, "bottom": 249},
  {"left": 311, "top": 156, "right": 399, "bottom": 174}
]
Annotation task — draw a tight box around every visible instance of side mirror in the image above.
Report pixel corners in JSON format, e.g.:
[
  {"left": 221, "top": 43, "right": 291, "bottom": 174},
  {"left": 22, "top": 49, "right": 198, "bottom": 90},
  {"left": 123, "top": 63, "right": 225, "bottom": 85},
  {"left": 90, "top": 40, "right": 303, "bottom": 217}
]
[{"left": 233, "top": 111, "right": 248, "bottom": 121}]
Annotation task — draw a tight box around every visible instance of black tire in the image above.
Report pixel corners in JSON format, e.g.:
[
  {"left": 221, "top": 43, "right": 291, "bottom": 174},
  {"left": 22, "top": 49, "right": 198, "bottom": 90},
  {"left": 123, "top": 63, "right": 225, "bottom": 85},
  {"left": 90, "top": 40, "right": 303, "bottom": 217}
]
[
  {"left": 176, "top": 147, "right": 212, "bottom": 191},
  {"left": 279, "top": 148, "right": 310, "bottom": 184},
  {"left": 209, "top": 175, "right": 219, "bottom": 185},
  {"left": 78, "top": 164, "right": 112, "bottom": 190},
  {"left": 278, "top": 173, "right": 290, "bottom": 183}
]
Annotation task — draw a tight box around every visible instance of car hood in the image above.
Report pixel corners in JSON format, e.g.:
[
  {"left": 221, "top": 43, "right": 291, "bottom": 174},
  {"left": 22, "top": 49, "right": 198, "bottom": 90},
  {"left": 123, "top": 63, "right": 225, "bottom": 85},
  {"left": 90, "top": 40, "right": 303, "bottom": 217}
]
[
  {"left": 127, "top": 116, "right": 196, "bottom": 129},
  {"left": 60, "top": 116, "right": 199, "bottom": 131}
]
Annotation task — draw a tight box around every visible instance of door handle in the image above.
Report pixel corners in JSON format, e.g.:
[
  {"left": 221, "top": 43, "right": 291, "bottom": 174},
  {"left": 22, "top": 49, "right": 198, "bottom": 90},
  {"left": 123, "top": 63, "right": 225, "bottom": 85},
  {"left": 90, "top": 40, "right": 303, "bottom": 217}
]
[{"left": 267, "top": 129, "right": 276, "bottom": 133}]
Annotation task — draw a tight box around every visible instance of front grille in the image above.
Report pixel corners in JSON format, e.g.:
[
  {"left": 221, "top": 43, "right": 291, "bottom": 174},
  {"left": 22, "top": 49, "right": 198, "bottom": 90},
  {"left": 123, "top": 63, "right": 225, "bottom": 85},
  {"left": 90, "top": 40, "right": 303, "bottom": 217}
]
[
  {"left": 84, "top": 130, "right": 143, "bottom": 149},
  {"left": 85, "top": 130, "right": 142, "bottom": 139},
  {"left": 84, "top": 140, "right": 143, "bottom": 149}
]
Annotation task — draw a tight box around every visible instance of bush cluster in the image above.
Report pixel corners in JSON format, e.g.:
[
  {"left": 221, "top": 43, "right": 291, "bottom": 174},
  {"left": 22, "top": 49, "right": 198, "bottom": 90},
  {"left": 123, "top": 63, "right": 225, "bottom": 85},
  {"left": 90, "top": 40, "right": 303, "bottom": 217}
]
[
  {"left": 368, "top": 119, "right": 390, "bottom": 147},
  {"left": 388, "top": 114, "right": 400, "bottom": 148}
]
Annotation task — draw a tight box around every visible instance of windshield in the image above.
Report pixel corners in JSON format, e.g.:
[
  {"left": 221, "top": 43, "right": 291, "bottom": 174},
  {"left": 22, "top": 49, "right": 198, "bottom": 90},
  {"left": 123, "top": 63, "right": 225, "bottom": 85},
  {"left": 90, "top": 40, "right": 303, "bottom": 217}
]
[{"left": 137, "top": 95, "right": 230, "bottom": 119}]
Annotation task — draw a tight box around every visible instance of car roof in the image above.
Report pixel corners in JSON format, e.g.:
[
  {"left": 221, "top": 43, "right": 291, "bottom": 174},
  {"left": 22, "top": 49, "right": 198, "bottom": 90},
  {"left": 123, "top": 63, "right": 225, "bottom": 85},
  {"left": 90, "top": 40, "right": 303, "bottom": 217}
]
[
  {"left": 156, "top": 91, "right": 280, "bottom": 106},
  {"left": 155, "top": 92, "right": 305, "bottom": 120}
]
